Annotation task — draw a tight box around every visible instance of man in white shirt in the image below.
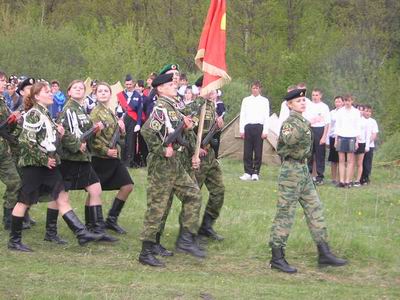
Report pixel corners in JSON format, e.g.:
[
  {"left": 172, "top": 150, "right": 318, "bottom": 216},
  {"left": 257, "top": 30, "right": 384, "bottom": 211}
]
[
  {"left": 278, "top": 83, "right": 312, "bottom": 126},
  {"left": 361, "top": 105, "right": 379, "bottom": 185},
  {"left": 303, "top": 88, "right": 330, "bottom": 184},
  {"left": 239, "top": 81, "right": 270, "bottom": 181}
]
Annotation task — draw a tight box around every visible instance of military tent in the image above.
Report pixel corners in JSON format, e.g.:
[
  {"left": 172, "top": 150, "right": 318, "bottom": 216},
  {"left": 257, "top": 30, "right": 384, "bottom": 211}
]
[{"left": 218, "top": 113, "right": 281, "bottom": 166}]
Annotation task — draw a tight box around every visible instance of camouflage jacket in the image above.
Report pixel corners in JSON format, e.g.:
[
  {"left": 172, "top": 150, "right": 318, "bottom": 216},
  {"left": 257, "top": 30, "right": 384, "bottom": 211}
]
[
  {"left": 141, "top": 95, "right": 195, "bottom": 158},
  {"left": 18, "top": 103, "right": 60, "bottom": 168},
  {"left": 0, "top": 95, "right": 21, "bottom": 154},
  {"left": 277, "top": 111, "right": 312, "bottom": 161},
  {"left": 89, "top": 102, "right": 123, "bottom": 159},
  {"left": 57, "top": 99, "right": 92, "bottom": 162}
]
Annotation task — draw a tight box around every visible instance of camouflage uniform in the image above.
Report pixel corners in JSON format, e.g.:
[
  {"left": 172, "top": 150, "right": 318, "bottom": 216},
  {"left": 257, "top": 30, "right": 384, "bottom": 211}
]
[
  {"left": 193, "top": 99, "right": 224, "bottom": 219},
  {"left": 18, "top": 103, "right": 61, "bottom": 168},
  {"left": 140, "top": 95, "right": 201, "bottom": 243},
  {"left": 0, "top": 96, "right": 21, "bottom": 210},
  {"left": 89, "top": 102, "right": 123, "bottom": 159},
  {"left": 269, "top": 111, "right": 328, "bottom": 248},
  {"left": 57, "top": 99, "right": 92, "bottom": 162}
]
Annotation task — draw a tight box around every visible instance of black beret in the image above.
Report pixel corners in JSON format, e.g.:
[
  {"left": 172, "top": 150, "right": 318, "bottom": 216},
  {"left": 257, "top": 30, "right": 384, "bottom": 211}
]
[
  {"left": 152, "top": 73, "right": 174, "bottom": 88},
  {"left": 284, "top": 88, "right": 307, "bottom": 101},
  {"left": 194, "top": 75, "right": 204, "bottom": 87},
  {"left": 17, "top": 77, "right": 35, "bottom": 96}
]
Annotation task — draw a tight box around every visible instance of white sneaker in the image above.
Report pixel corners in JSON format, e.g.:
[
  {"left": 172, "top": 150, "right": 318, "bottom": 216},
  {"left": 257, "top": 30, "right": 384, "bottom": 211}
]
[
  {"left": 251, "top": 174, "right": 259, "bottom": 181},
  {"left": 239, "top": 173, "right": 252, "bottom": 181}
]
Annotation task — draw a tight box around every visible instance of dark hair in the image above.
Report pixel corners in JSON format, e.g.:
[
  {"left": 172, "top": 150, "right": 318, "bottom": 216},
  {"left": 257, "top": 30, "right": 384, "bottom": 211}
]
[
  {"left": 137, "top": 80, "right": 145, "bottom": 88},
  {"left": 180, "top": 73, "right": 187, "bottom": 81},
  {"left": 251, "top": 80, "right": 262, "bottom": 88},
  {"left": 343, "top": 94, "right": 353, "bottom": 102},
  {"left": 148, "top": 72, "right": 157, "bottom": 80},
  {"left": 25, "top": 82, "right": 49, "bottom": 111},
  {"left": 364, "top": 104, "right": 372, "bottom": 110},
  {"left": 334, "top": 95, "right": 343, "bottom": 101},
  {"left": 51, "top": 80, "right": 60, "bottom": 86}
]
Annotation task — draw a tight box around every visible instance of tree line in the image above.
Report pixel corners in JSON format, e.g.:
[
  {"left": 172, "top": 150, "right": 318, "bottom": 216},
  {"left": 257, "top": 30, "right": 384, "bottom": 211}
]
[{"left": 0, "top": 0, "right": 399, "bottom": 138}]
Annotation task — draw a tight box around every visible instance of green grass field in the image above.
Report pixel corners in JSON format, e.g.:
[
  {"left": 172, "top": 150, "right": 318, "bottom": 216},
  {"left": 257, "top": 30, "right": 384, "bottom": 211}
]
[{"left": 0, "top": 159, "right": 399, "bottom": 299}]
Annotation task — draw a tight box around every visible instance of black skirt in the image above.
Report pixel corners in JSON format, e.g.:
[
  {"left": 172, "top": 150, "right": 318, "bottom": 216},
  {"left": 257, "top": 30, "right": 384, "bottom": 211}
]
[
  {"left": 355, "top": 143, "right": 366, "bottom": 154},
  {"left": 59, "top": 160, "right": 100, "bottom": 191},
  {"left": 18, "top": 166, "right": 64, "bottom": 205},
  {"left": 91, "top": 157, "right": 133, "bottom": 190},
  {"left": 328, "top": 137, "right": 339, "bottom": 163}
]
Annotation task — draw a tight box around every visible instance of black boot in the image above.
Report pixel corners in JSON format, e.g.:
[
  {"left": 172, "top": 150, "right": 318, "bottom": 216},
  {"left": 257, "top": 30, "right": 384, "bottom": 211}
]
[
  {"left": 176, "top": 229, "right": 206, "bottom": 258},
  {"left": 270, "top": 247, "right": 297, "bottom": 274},
  {"left": 8, "top": 215, "right": 33, "bottom": 252},
  {"left": 3, "top": 207, "right": 12, "bottom": 230},
  {"left": 139, "top": 241, "right": 165, "bottom": 267},
  {"left": 89, "top": 205, "right": 119, "bottom": 243},
  {"left": 44, "top": 208, "right": 68, "bottom": 245},
  {"left": 105, "top": 198, "right": 127, "bottom": 234},
  {"left": 317, "top": 242, "right": 348, "bottom": 267},
  {"left": 84, "top": 205, "right": 91, "bottom": 231},
  {"left": 62, "top": 210, "right": 103, "bottom": 246},
  {"left": 23, "top": 208, "right": 36, "bottom": 229},
  {"left": 198, "top": 212, "right": 224, "bottom": 241},
  {"left": 152, "top": 233, "right": 174, "bottom": 257}
]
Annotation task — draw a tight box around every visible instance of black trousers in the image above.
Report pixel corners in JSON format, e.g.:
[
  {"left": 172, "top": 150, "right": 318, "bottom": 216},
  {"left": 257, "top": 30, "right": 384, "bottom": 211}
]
[
  {"left": 308, "top": 126, "right": 326, "bottom": 179},
  {"left": 361, "top": 147, "right": 374, "bottom": 183},
  {"left": 243, "top": 124, "right": 264, "bottom": 175},
  {"left": 122, "top": 115, "right": 138, "bottom": 167}
]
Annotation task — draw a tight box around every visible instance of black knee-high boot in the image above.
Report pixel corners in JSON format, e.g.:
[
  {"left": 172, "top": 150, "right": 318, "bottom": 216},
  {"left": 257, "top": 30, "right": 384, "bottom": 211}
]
[
  {"left": 89, "top": 205, "right": 118, "bottom": 243},
  {"left": 62, "top": 210, "right": 103, "bottom": 246},
  {"left": 8, "top": 215, "right": 33, "bottom": 252},
  {"left": 44, "top": 208, "right": 68, "bottom": 244},
  {"left": 105, "top": 198, "right": 127, "bottom": 234}
]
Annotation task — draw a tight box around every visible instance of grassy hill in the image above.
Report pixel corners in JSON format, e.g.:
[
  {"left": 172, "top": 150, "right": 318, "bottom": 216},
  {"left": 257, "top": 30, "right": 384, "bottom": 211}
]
[{"left": 0, "top": 159, "right": 399, "bottom": 299}]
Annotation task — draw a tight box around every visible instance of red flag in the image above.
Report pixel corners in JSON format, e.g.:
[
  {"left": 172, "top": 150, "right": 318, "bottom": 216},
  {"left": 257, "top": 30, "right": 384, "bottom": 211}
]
[{"left": 195, "top": 0, "right": 231, "bottom": 96}]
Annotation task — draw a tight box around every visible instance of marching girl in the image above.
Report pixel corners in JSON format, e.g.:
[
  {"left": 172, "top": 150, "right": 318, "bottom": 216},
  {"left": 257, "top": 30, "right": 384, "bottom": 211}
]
[
  {"left": 8, "top": 82, "right": 101, "bottom": 252},
  {"left": 89, "top": 82, "right": 134, "bottom": 234},
  {"left": 57, "top": 80, "right": 117, "bottom": 243}
]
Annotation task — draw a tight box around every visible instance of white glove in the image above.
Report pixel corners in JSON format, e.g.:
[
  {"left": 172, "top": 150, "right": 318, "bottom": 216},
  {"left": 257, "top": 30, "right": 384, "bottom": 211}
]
[{"left": 134, "top": 124, "right": 141, "bottom": 132}]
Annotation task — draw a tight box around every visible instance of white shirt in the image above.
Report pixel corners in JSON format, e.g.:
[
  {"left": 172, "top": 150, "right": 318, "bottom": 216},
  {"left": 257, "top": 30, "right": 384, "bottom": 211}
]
[
  {"left": 359, "top": 117, "right": 371, "bottom": 147},
  {"left": 366, "top": 118, "right": 379, "bottom": 147},
  {"left": 328, "top": 108, "right": 340, "bottom": 137},
  {"left": 303, "top": 101, "right": 331, "bottom": 128},
  {"left": 239, "top": 94, "right": 270, "bottom": 134},
  {"left": 334, "top": 106, "right": 361, "bottom": 138},
  {"left": 278, "top": 97, "right": 312, "bottom": 125}
]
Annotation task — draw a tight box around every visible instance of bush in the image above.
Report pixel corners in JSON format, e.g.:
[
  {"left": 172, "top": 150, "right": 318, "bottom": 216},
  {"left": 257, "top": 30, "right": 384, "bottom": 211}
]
[{"left": 375, "top": 131, "right": 400, "bottom": 163}]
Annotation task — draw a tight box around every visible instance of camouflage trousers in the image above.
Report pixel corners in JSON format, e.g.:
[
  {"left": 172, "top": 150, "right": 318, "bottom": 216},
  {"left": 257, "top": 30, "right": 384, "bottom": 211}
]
[
  {"left": 0, "top": 141, "right": 21, "bottom": 209},
  {"left": 140, "top": 153, "right": 201, "bottom": 242},
  {"left": 158, "top": 150, "right": 197, "bottom": 237},
  {"left": 269, "top": 161, "right": 328, "bottom": 248},
  {"left": 195, "top": 148, "right": 225, "bottom": 219}
]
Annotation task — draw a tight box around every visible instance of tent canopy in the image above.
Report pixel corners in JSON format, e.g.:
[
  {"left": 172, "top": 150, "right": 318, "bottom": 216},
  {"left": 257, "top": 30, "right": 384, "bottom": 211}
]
[{"left": 218, "top": 113, "right": 281, "bottom": 166}]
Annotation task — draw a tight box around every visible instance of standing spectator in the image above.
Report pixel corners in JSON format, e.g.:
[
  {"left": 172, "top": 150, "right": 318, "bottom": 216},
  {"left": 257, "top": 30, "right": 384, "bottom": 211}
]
[
  {"left": 304, "top": 88, "right": 330, "bottom": 185},
  {"left": 5, "top": 83, "right": 20, "bottom": 111},
  {"left": 353, "top": 105, "right": 371, "bottom": 187},
  {"left": 117, "top": 74, "right": 143, "bottom": 167},
  {"left": 133, "top": 79, "right": 148, "bottom": 167},
  {"left": 334, "top": 94, "right": 361, "bottom": 188},
  {"left": 84, "top": 79, "right": 98, "bottom": 114},
  {"left": 278, "top": 85, "right": 297, "bottom": 125},
  {"left": 212, "top": 89, "right": 226, "bottom": 158},
  {"left": 361, "top": 105, "right": 378, "bottom": 185},
  {"left": 143, "top": 72, "right": 158, "bottom": 117},
  {"left": 49, "top": 80, "right": 66, "bottom": 119},
  {"left": 239, "top": 80, "right": 270, "bottom": 181},
  {"left": 177, "top": 73, "right": 188, "bottom": 98},
  {"left": 327, "top": 96, "right": 344, "bottom": 185}
]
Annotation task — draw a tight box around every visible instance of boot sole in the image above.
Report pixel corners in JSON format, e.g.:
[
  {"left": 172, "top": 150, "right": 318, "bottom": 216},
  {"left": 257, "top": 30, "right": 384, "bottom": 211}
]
[
  {"left": 318, "top": 262, "right": 348, "bottom": 268},
  {"left": 138, "top": 258, "right": 165, "bottom": 268},
  {"left": 270, "top": 264, "right": 297, "bottom": 274},
  {"left": 8, "top": 246, "right": 33, "bottom": 252},
  {"left": 175, "top": 247, "right": 206, "bottom": 258}
]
